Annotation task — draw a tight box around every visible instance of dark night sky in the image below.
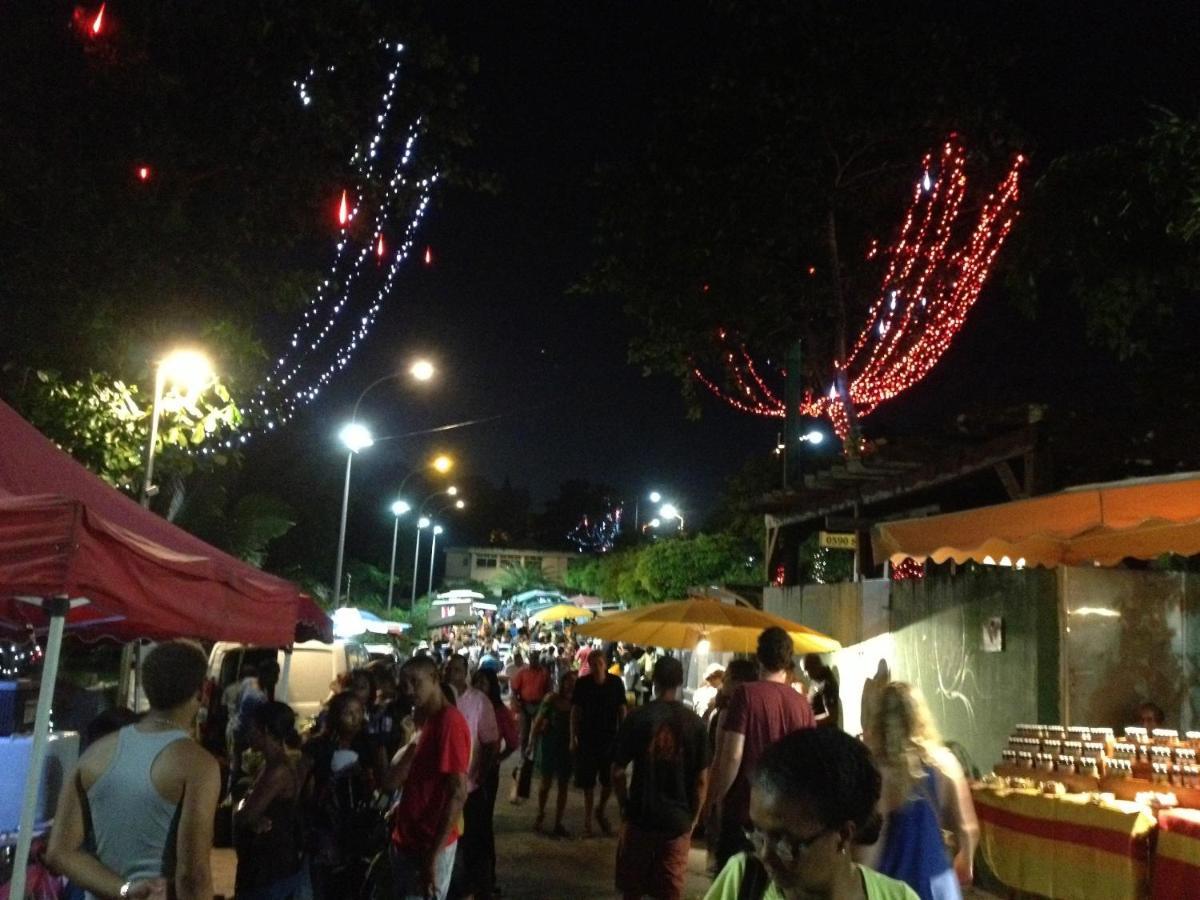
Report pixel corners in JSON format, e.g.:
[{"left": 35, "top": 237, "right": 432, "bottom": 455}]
[{"left": 248, "top": 1, "right": 1200, "bottom": 538}]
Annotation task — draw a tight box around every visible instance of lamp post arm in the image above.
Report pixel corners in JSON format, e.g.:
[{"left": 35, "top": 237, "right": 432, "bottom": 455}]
[{"left": 351, "top": 373, "right": 402, "bottom": 421}]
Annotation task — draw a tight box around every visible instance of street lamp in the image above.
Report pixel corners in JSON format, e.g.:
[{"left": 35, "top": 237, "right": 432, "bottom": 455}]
[
  {"left": 410, "top": 516, "right": 431, "bottom": 606},
  {"left": 432, "top": 454, "right": 454, "bottom": 474},
  {"left": 659, "top": 503, "right": 684, "bottom": 531},
  {"left": 386, "top": 500, "right": 411, "bottom": 610},
  {"left": 410, "top": 359, "right": 435, "bottom": 382},
  {"left": 800, "top": 429, "right": 825, "bottom": 445},
  {"left": 140, "top": 348, "right": 213, "bottom": 507},
  {"left": 634, "top": 489, "right": 666, "bottom": 531},
  {"left": 333, "top": 422, "right": 374, "bottom": 607},
  {"left": 649, "top": 491, "right": 662, "bottom": 503},
  {"left": 427, "top": 524, "right": 445, "bottom": 596}
]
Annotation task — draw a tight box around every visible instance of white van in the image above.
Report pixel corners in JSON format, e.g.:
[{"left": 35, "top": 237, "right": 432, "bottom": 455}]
[{"left": 205, "top": 639, "right": 370, "bottom": 724}]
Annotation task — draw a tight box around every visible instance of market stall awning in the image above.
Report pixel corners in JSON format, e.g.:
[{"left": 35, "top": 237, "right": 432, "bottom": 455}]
[
  {"left": 872, "top": 472, "right": 1200, "bottom": 568},
  {"left": 0, "top": 399, "right": 328, "bottom": 644}
]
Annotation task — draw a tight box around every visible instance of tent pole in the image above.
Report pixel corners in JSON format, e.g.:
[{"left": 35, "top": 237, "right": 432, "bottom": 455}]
[
  {"left": 278, "top": 645, "right": 293, "bottom": 704},
  {"left": 11, "top": 596, "right": 70, "bottom": 900}
]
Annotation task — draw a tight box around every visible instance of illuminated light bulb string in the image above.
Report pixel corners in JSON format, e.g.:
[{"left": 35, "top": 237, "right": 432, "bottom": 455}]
[
  {"left": 197, "top": 41, "right": 439, "bottom": 453},
  {"left": 693, "top": 136, "right": 1023, "bottom": 440}
]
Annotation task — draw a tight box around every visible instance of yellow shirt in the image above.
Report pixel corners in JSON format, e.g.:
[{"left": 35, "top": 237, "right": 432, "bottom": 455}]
[{"left": 704, "top": 853, "right": 920, "bottom": 900}]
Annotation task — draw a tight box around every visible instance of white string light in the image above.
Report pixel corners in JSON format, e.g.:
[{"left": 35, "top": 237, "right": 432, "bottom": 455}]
[{"left": 198, "top": 41, "right": 438, "bottom": 454}]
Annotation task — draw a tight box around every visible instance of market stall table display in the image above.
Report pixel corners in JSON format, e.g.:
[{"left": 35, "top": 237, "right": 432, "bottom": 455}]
[
  {"left": 973, "top": 787, "right": 1155, "bottom": 900},
  {"left": 1153, "top": 808, "right": 1200, "bottom": 899}
]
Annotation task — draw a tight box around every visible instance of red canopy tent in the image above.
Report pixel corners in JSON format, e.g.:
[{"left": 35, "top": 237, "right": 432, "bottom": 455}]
[
  {"left": 0, "top": 398, "right": 328, "bottom": 897},
  {"left": 0, "top": 398, "right": 328, "bottom": 642}
]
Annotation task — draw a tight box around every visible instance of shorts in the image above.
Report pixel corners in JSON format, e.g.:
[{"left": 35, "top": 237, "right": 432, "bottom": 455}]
[
  {"left": 615, "top": 822, "right": 692, "bottom": 900},
  {"left": 389, "top": 839, "right": 457, "bottom": 900},
  {"left": 574, "top": 742, "right": 615, "bottom": 790}
]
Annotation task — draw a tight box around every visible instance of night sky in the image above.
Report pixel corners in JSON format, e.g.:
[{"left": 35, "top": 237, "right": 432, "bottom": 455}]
[{"left": 244, "top": 1, "right": 1200, "bottom": 549}]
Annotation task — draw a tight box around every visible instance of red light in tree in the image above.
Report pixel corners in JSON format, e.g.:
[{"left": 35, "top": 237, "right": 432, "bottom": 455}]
[
  {"left": 337, "top": 190, "right": 349, "bottom": 227},
  {"left": 376, "top": 234, "right": 385, "bottom": 259},
  {"left": 424, "top": 246, "right": 433, "bottom": 266},
  {"left": 692, "top": 136, "right": 1024, "bottom": 441},
  {"left": 136, "top": 165, "right": 151, "bottom": 182},
  {"left": 702, "top": 283, "right": 711, "bottom": 293},
  {"left": 91, "top": 3, "right": 105, "bottom": 35}
]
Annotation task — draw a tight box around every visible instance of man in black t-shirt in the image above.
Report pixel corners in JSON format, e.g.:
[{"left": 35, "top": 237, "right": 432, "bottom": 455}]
[
  {"left": 803, "top": 652, "right": 841, "bottom": 728},
  {"left": 571, "top": 649, "right": 627, "bottom": 837},
  {"left": 611, "top": 655, "right": 710, "bottom": 900}
]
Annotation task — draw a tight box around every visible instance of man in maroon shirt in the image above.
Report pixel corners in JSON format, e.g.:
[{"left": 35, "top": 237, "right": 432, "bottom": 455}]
[{"left": 707, "top": 626, "right": 815, "bottom": 869}]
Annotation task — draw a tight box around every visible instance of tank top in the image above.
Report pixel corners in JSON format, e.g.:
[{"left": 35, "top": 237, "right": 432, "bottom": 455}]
[{"left": 87, "top": 724, "right": 188, "bottom": 889}]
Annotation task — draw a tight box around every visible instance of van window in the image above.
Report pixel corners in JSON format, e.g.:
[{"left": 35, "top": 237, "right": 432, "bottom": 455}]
[{"left": 345, "top": 643, "right": 369, "bottom": 672}]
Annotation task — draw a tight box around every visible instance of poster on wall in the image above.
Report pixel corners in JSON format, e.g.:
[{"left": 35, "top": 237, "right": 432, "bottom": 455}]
[{"left": 982, "top": 616, "right": 1004, "bottom": 652}]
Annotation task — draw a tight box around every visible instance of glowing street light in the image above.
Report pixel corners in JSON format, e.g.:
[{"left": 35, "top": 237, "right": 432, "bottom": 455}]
[
  {"left": 386, "top": 500, "right": 412, "bottom": 610},
  {"left": 659, "top": 503, "right": 685, "bottom": 531},
  {"left": 141, "top": 348, "right": 214, "bottom": 508},
  {"left": 333, "top": 422, "right": 374, "bottom": 607},
  {"left": 410, "top": 359, "right": 435, "bottom": 382},
  {"left": 432, "top": 454, "right": 454, "bottom": 474},
  {"left": 800, "top": 429, "right": 825, "bottom": 445},
  {"left": 649, "top": 491, "right": 662, "bottom": 503}
]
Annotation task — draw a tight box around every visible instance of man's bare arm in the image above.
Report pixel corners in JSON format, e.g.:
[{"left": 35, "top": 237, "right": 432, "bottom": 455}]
[
  {"left": 174, "top": 749, "right": 220, "bottom": 900},
  {"left": 707, "top": 731, "right": 745, "bottom": 809},
  {"left": 430, "top": 772, "right": 469, "bottom": 856}
]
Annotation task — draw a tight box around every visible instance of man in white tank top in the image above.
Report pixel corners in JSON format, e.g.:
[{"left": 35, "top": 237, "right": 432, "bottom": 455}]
[{"left": 47, "top": 640, "right": 221, "bottom": 900}]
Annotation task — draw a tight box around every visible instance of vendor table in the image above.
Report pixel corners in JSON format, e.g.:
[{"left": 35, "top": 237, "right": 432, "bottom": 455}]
[
  {"left": 972, "top": 787, "right": 1155, "bottom": 900},
  {"left": 1153, "top": 808, "right": 1200, "bottom": 899}
]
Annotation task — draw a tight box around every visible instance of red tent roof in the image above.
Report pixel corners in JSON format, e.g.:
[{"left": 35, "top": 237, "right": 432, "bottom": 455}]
[{"left": 0, "top": 399, "right": 329, "bottom": 644}]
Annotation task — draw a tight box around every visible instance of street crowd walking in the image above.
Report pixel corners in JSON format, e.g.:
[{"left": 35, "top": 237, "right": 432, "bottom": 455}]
[{"left": 45, "top": 616, "right": 976, "bottom": 900}]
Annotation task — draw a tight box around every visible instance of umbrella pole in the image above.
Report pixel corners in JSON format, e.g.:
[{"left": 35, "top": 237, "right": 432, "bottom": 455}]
[
  {"left": 278, "top": 645, "right": 293, "bottom": 704},
  {"left": 11, "top": 596, "right": 69, "bottom": 900}
]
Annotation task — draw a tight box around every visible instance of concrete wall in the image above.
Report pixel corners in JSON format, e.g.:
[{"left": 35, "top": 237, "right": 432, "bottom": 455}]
[{"left": 766, "top": 568, "right": 1060, "bottom": 775}]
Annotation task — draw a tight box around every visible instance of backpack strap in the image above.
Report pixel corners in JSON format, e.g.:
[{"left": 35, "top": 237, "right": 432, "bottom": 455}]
[{"left": 738, "top": 854, "right": 770, "bottom": 900}]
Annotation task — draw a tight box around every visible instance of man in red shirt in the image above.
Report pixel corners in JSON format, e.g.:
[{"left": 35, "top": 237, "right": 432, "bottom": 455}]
[
  {"left": 707, "top": 626, "right": 815, "bottom": 870},
  {"left": 388, "top": 656, "right": 471, "bottom": 900}
]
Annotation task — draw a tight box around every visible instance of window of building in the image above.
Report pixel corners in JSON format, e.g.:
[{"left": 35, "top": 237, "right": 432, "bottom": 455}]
[
  {"left": 475, "top": 556, "right": 498, "bottom": 569},
  {"left": 499, "top": 556, "right": 519, "bottom": 569},
  {"left": 522, "top": 556, "right": 542, "bottom": 568}
]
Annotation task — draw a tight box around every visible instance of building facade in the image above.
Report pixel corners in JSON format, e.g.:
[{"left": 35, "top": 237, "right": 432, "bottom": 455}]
[{"left": 443, "top": 546, "right": 573, "bottom": 593}]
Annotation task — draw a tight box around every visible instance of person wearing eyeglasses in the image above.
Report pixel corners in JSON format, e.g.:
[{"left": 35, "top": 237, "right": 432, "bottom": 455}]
[{"left": 705, "top": 728, "right": 918, "bottom": 900}]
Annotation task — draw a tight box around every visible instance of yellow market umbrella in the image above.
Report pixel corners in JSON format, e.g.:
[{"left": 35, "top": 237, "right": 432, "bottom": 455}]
[
  {"left": 528, "top": 603, "right": 596, "bottom": 624},
  {"left": 574, "top": 597, "right": 840, "bottom": 654}
]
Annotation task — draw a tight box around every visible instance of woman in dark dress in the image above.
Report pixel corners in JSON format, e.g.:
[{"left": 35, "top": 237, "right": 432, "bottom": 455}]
[{"left": 234, "top": 701, "right": 303, "bottom": 900}]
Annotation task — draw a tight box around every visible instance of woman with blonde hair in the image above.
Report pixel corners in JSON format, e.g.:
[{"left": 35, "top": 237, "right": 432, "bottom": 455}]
[{"left": 859, "top": 682, "right": 978, "bottom": 900}]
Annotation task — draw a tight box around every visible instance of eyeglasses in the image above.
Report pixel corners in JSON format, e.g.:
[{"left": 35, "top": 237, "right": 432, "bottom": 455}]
[{"left": 744, "top": 826, "right": 828, "bottom": 866}]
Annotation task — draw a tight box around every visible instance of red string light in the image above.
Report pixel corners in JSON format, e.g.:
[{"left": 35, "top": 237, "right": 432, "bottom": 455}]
[
  {"left": 424, "top": 245, "right": 433, "bottom": 265},
  {"left": 91, "top": 3, "right": 106, "bottom": 36},
  {"left": 376, "top": 233, "right": 386, "bottom": 259},
  {"left": 694, "top": 136, "right": 1023, "bottom": 440},
  {"left": 136, "top": 165, "right": 151, "bottom": 182},
  {"left": 892, "top": 558, "right": 925, "bottom": 580},
  {"left": 337, "top": 190, "right": 349, "bottom": 227}
]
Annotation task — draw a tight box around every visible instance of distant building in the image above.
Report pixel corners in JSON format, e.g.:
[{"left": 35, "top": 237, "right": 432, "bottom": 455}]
[{"left": 443, "top": 546, "right": 572, "bottom": 594}]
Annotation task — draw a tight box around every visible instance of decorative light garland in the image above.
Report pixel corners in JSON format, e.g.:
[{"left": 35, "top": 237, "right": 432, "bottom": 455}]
[
  {"left": 196, "top": 41, "right": 438, "bottom": 453},
  {"left": 694, "top": 136, "right": 1023, "bottom": 440}
]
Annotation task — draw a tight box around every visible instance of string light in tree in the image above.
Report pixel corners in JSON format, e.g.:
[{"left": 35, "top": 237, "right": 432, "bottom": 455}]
[
  {"left": 136, "top": 164, "right": 151, "bottom": 182},
  {"left": 694, "top": 135, "right": 1023, "bottom": 440},
  {"left": 891, "top": 558, "right": 925, "bottom": 581},
  {"left": 91, "top": 3, "right": 106, "bottom": 36},
  {"left": 196, "top": 41, "right": 439, "bottom": 453},
  {"left": 424, "top": 245, "right": 433, "bottom": 266}
]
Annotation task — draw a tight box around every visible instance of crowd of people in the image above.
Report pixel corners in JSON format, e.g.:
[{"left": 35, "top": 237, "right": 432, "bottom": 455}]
[{"left": 43, "top": 620, "right": 979, "bottom": 900}]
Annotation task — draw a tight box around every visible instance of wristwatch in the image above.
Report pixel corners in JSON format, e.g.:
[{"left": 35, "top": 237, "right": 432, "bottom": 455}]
[{"left": 119, "top": 882, "right": 132, "bottom": 898}]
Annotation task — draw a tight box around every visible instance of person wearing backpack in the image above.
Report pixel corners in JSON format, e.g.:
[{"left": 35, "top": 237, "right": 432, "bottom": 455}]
[
  {"left": 705, "top": 728, "right": 918, "bottom": 900},
  {"left": 859, "top": 683, "right": 978, "bottom": 900}
]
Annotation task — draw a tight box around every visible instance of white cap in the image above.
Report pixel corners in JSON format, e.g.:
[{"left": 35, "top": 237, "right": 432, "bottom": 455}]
[{"left": 704, "top": 662, "right": 726, "bottom": 681}]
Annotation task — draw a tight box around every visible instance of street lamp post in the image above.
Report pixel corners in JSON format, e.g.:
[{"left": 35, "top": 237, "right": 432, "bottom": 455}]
[
  {"left": 659, "top": 503, "right": 684, "bottom": 531},
  {"left": 333, "top": 422, "right": 373, "bottom": 608},
  {"left": 140, "top": 349, "right": 213, "bottom": 508},
  {"left": 410, "top": 516, "right": 431, "bottom": 606},
  {"left": 427, "top": 524, "right": 444, "bottom": 596},
  {"left": 386, "top": 500, "right": 411, "bottom": 610}
]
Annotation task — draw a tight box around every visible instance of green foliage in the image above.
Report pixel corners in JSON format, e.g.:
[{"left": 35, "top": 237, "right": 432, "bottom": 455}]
[
  {"left": 1009, "top": 109, "right": 1200, "bottom": 361},
  {"left": 494, "top": 563, "right": 557, "bottom": 595},
  {"left": 7, "top": 367, "right": 239, "bottom": 489},
  {"left": 228, "top": 494, "right": 296, "bottom": 566},
  {"left": 796, "top": 532, "right": 855, "bottom": 585},
  {"left": 567, "top": 533, "right": 761, "bottom": 607}
]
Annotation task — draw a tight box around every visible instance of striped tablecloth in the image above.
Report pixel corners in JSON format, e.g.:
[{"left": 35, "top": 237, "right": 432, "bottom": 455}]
[
  {"left": 1154, "top": 808, "right": 1200, "bottom": 899},
  {"left": 972, "top": 788, "right": 1155, "bottom": 900}
]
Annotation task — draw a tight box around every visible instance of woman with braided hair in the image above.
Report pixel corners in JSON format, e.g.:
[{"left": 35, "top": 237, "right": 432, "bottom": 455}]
[{"left": 706, "top": 727, "right": 917, "bottom": 900}]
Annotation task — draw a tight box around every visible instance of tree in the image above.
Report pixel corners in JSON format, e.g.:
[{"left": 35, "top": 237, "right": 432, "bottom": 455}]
[
  {"left": 494, "top": 563, "right": 557, "bottom": 595},
  {"left": 632, "top": 534, "right": 758, "bottom": 605},
  {"left": 581, "top": 0, "right": 1014, "bottom": 427}
]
